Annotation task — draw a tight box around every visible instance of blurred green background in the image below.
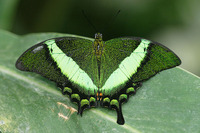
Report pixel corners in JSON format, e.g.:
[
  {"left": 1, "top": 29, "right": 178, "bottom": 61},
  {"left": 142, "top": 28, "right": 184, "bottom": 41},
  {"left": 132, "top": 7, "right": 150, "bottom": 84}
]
[{"left": 0, "top": 0, "right": 199, "bottom": 76}]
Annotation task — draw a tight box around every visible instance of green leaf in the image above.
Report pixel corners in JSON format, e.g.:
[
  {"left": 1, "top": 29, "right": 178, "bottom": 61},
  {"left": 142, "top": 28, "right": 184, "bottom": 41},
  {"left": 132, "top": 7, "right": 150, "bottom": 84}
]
[{"left": 0, "top": 29, "right": 200, "bottom": 133}]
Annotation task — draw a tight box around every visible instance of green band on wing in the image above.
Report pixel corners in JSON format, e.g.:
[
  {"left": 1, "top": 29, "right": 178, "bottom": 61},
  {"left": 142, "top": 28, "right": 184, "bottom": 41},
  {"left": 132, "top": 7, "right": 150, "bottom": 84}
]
[
  {"left": 45, "top": 40, "right": 98, "bottom": 93},
  {"left": 101, "top": 39, "right": 151, "bottom": 94}
]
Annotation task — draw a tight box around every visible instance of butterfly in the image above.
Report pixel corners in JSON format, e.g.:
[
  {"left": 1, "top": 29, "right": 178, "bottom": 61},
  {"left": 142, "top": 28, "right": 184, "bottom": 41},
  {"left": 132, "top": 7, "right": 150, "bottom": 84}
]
[{"left": 15, "top": 33, "right": 181, "bottom": 125}]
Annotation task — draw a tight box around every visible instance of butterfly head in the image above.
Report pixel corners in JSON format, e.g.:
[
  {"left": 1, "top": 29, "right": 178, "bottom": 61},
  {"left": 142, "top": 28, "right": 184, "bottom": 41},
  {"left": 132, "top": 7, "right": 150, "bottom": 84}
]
[
  {"left": 94, "top": 33, "right": 104, "bottom": 57},
  {"left": 95, "top": 33, "right": 103, "bottom": 41}
]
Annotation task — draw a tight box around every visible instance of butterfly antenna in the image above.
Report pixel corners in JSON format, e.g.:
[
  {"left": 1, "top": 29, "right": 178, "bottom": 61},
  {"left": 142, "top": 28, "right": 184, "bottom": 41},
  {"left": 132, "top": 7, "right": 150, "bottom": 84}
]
[
  {"left": 82, "top": 10, "right": 98, "bottom": 32},
  {"left": 102, "top": 10, "right": 121, "bottom": 33}
]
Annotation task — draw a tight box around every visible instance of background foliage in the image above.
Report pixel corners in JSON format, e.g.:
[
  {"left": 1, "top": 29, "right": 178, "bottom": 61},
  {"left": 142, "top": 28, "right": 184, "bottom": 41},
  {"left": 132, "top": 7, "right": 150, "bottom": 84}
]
[
  {"left": 0, "top": 0, "right": 200, "bottom": 76},
  {"left": 0, "top": 30, "right": 200, "bottom": 133}
]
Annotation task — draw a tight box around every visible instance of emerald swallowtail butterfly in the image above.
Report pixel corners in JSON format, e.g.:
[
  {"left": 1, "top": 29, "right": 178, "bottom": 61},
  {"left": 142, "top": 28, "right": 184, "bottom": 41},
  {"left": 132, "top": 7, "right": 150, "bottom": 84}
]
[{"left": 16, "top": 33, "right": 181, "bottom": 125}]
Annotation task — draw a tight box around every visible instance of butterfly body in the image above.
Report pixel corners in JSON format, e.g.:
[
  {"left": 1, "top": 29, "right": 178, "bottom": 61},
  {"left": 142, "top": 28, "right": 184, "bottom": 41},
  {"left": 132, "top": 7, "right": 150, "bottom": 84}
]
[
  {"left": 93, "top": 33, "right": 104, "bottom": 58},
  {"left": 16, "top": 33, "right": 181, "bottom": 125}
]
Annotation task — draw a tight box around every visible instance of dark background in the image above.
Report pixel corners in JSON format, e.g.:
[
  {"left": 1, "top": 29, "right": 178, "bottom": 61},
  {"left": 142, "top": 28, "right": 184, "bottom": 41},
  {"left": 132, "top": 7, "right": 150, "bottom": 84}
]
[{"left": 0, "top": 0, "right": 200, "bottom": 76}]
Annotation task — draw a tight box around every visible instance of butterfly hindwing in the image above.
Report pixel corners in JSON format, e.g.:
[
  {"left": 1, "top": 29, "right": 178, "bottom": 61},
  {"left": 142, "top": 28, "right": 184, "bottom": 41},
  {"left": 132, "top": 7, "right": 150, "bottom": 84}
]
[
  {"left": 100, "top": 37, "right": 142, "bottom": 95},
  {"left": 51, "top": 38, "right": 99, "bottom": 95}
]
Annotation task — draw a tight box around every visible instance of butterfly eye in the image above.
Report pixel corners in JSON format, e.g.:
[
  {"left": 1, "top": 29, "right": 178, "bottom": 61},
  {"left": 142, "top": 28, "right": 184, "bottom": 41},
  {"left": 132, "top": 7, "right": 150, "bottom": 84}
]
[
  {"left": 95, "top": 33, "right": 98, "bottom": 38},
  {"left": 95, "top": 33, "right": 103, "bottom": 39}
]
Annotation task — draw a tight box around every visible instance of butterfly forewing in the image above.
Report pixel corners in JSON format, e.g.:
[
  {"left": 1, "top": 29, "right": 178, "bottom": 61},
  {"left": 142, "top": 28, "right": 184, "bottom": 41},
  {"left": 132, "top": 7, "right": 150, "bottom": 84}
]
[
  {"left": 131, "top": 40, "right": 181, "bottom": 82},
  {"left": 16, "top": 37, "right": 99, "bottom": 95},
  {"left": 100, "top": 37, "right": 181, "bottom": 95}
]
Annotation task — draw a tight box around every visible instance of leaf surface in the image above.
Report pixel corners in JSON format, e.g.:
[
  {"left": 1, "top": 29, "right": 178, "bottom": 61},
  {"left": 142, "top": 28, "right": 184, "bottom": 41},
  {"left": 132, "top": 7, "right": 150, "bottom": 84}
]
[{"left": 0, "top": 29, "right": 200, "bottom": 133}]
